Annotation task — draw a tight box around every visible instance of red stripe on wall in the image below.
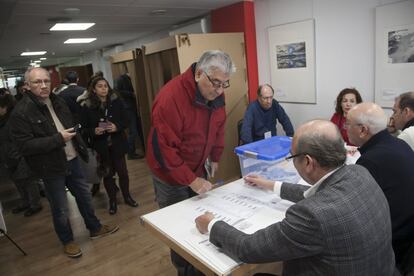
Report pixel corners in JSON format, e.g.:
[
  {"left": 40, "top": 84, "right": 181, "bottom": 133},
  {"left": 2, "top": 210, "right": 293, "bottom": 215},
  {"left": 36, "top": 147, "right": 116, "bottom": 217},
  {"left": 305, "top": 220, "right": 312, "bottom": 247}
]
[{"left": 211, "top": 1, "right": 259, "bottom": 102}]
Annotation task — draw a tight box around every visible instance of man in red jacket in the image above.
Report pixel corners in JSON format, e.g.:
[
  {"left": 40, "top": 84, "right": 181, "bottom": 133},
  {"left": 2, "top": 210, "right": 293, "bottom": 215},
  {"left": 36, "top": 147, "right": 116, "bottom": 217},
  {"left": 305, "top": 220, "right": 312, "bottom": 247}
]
[{"left": 146, "top": 50, "right": 234, "bottom": 275}]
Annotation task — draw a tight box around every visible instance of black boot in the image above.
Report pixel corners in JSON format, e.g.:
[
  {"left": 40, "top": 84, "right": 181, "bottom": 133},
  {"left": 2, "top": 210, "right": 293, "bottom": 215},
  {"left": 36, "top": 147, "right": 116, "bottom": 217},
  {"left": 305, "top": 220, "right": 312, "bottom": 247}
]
[
  {"left": 91, "top": 183, "right": 100, "bottom": 196},
  {"left": 124, "top": 195, "right": 139, "bottom": 207},
  {"left": 109, "top": 200, "right": 117, "bottom": 215}
]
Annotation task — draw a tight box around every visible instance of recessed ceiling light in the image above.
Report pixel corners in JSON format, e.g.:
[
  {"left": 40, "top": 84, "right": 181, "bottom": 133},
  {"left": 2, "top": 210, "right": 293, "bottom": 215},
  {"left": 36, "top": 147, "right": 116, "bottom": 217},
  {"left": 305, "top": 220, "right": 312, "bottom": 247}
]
[
  {"left": 150, "top": 9, "right": 167, "bottom": 15},
  {"left": 40, "top": 57, "right": 47, "bottom": 60},
  {"left": 63, "top": 8, "right": 80, "bottom": 15},
  {"left": 50, "top": 23, "right": 95, "bottom": 31},
  {"left": 64, "top": 38, "right": 96, "bottom": 44},
  {"left": 21, "top": 51, "right": 47, "bottom": 56}
]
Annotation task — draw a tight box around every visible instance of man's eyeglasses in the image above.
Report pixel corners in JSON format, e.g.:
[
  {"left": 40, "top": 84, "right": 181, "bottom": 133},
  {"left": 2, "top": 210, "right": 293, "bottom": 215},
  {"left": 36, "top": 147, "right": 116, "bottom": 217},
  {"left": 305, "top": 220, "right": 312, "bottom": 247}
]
[
  {"left": 260, "top": 95, "right": 273, "bottom": 101},
  {"left": 30, "top": 79, "right": 51, "bottom": 86},
  {"left": 285, "top": 152, "right": 308, "bottom": 161},
  {"left": 204, "top": 72, "right": 230, "bottom": 89}
]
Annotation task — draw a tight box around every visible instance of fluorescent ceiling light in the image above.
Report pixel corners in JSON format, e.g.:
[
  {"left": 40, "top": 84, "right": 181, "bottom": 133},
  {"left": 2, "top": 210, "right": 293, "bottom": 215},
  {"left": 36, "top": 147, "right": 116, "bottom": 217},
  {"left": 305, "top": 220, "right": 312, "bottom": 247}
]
[
  {"left": 50, "top": 23, "right": 95, "bottom": 31},
  {"left": 40, "top": 57, "right": 47, "bottom": 60},
  {"left": 34, "top": 60, "right": 41, "bottom": 63},
  {"left": 64, "top": 38, "right": 96, "bottom": 44},
  {"left": 20, "top": 51, "right": 47, "bottom": 56}
]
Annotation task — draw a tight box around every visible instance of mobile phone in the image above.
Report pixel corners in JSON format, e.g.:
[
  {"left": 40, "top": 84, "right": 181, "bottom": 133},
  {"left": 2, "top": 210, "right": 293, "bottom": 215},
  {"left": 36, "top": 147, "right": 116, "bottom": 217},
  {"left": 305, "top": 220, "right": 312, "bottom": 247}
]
[
  {"left": 98, "top": 122, "right": 110, "bottom": 129},
  {"left": 73, "top": 124, "right": 82, "bottom": 132}
]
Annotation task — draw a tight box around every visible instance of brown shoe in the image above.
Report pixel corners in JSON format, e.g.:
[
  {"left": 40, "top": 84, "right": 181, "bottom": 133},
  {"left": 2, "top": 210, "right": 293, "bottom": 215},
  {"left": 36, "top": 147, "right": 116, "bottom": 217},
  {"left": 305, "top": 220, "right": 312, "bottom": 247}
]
[
  {"left": 90, "top": 224, "right": 119, "bottom": 240},
  {"left": 63, "top": 242, "right": 82, "bottom": 258}
]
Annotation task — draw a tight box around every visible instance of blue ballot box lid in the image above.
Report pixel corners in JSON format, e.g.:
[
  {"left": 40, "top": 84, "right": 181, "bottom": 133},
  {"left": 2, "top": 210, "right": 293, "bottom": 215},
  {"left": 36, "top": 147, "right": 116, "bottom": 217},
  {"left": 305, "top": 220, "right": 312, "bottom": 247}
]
[{"left": 234, "top": 136, "right": 292, "bottom": 161}]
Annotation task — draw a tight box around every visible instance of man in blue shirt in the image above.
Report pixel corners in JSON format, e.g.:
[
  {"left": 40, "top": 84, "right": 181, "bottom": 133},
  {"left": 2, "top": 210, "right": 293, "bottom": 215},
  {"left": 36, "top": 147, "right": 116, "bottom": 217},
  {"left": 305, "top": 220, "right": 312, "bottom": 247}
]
[{"left": 241, "top": 84, "right": 294, "bottom": 144}]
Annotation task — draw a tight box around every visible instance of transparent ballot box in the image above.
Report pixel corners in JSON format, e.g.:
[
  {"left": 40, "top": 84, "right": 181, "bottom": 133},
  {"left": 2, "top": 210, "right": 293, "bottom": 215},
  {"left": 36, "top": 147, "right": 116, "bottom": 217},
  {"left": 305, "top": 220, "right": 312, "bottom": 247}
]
[{"left": 235, "top": 136, "right": 300, "bottom": 183}]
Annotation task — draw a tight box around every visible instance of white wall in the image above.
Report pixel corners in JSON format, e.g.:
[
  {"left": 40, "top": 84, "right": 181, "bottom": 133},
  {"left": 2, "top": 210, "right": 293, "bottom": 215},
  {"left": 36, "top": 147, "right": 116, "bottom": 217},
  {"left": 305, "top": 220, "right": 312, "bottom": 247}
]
[{"left": 255, "top": 0, "right": 401, "bottom": 130}]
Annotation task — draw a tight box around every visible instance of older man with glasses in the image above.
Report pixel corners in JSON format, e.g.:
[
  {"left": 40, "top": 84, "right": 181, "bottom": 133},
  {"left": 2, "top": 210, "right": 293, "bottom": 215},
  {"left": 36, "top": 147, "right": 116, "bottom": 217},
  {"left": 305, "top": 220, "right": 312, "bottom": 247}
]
[
  {"left": 347, "top": 102, "right": 414, "bottom": 274},
  {"left": 146, "top": 50, "right": 234, "bottom": 276},
  {"left": 240, "top": 84, "right": 294, "bottom": 145},
  {"left": 196, "top": 119, "right": 397, "bottom": 276},
  {"left": 8, "top": 67, "right": 118, "bottom": 258}
]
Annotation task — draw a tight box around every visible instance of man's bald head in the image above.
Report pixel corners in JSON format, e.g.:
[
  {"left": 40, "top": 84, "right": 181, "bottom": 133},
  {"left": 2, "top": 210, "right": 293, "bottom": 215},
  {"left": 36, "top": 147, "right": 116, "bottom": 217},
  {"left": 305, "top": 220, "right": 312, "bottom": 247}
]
[
  {"left": 293, "top": 120, "right": 346, "bottom": 169},
  {"left": 348, "top": 102, "right": 387, "bottom": 135},
  {"left": 346, "top": 102, "right": 388, "bottom": 146}
]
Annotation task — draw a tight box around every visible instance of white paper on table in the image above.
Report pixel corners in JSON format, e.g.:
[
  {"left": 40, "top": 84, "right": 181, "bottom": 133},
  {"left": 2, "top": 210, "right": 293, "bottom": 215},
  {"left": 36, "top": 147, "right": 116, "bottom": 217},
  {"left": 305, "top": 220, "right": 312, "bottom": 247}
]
[{"left": 141, "top": 179, "right": 294, "bottom": 275}]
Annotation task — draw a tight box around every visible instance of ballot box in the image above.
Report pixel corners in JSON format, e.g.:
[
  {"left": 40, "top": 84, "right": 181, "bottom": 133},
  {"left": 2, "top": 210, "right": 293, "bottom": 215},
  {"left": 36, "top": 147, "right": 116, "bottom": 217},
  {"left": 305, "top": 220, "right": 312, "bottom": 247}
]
[{"left": 235, "top": 136, "right": 299, "bottom": 183}]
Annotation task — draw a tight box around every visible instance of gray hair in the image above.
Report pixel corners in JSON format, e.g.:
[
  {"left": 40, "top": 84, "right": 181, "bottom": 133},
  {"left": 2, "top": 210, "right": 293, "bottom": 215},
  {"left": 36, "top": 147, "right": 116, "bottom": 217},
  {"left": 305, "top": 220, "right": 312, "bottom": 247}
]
[
  {"left": 352, "top": 104, "right": 388, "bottom": 135},
  {"left": 24, "top": 67, "right": 33, "bottom": 82},
  {"left": 24, "top": 67, "right": 50, "bottom": 82},
  {"left": 195, "top": 50, "right": 235, "bottom": 75},
  {"left": 296, "top": 121, "right": 346, "bottom": 169}
]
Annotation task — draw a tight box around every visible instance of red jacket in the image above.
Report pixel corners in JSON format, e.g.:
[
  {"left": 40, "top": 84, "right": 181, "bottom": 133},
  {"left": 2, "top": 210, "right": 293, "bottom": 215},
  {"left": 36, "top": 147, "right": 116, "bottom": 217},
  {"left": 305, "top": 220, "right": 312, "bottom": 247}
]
[
  {"left": 330, "top": 112, "right": 354, "bottom": 146},
  {"left": 146, "top": 64, "right": 226, "bottom": 186}
]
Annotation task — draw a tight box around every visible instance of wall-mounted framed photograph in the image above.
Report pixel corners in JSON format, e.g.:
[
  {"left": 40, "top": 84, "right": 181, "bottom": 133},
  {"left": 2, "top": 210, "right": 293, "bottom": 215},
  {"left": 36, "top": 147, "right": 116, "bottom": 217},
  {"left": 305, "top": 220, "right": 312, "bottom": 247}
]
[
  {"left": 375, "top": 1, "right": 414, "bottom": 108},
  {"left": 268, "top": 19, "right": 316, "bottom": 104}
]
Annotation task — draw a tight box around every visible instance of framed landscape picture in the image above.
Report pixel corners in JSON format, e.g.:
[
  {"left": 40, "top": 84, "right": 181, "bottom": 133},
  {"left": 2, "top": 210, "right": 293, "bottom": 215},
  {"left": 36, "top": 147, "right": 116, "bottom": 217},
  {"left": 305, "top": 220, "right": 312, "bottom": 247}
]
[
  {"left": 375, "top": 1, "right": 414, "bottom": 108},
  {"left": 268, "top": 19, "right": 316, "bottom": 104}
]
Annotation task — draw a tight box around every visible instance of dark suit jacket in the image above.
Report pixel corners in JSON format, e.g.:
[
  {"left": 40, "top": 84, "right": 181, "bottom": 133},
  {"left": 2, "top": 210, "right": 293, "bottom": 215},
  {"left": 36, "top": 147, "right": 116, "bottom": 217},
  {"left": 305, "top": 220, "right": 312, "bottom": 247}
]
[
  {"left": 357, "top": 130, "right": 414, "bottom": 263},
  {"left": 210, "top": 165, "right": 396, "bottom": 276}
]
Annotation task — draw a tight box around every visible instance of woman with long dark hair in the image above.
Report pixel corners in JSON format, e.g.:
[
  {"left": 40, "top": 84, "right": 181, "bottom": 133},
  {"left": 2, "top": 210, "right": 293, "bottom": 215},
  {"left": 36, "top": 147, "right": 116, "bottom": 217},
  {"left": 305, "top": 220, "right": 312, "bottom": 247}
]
[
  {"left": 330, "top": 88, "right": 362, "bottom": 145},
  {"left": 80, "top": 77, "right": 138, "bottom": 214}
]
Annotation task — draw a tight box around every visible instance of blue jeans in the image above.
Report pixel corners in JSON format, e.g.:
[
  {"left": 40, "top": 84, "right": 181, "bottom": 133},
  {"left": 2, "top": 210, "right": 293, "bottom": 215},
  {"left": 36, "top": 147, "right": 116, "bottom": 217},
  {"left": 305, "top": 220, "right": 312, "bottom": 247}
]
[{"left": 43, "top": 158, "right": 101, "bottom": 244}]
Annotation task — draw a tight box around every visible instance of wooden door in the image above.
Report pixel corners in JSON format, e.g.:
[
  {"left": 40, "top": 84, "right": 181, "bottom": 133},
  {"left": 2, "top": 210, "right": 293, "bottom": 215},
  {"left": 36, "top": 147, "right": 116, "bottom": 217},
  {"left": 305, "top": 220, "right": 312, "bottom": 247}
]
[
  {"left": 175, "top": 33, "right": 249, "bottom": 182},
  {"left": 110, "top": 50, "right": 147, "bottom": 151},
  {"left": 136, "top": 47, "right": 179, "bottom": 148},
  {"left": 59, "top": 64, "right": 93, "bottom": 88}
]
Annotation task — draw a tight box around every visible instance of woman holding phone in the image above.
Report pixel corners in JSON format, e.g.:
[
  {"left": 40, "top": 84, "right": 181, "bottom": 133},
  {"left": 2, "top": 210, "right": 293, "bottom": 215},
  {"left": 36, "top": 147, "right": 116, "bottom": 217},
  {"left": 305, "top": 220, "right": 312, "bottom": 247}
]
[{"left": 80, "top": 76, "right": 138, "bottom": 214}]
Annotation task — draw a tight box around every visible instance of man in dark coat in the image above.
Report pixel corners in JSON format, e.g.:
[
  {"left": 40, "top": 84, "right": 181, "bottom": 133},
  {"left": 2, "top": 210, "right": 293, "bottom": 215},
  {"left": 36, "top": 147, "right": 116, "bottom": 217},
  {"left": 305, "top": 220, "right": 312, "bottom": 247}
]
[
  {"left": 59, "top": 71, "right": 85, "bottom": 123},
  {"left": 348, "top": 102, "right": 414, "bottom": 275},
  {"left": 8, "top": 67, "right": 119, "bottom": 258},
  {"left": 0, "top": 91, "right": 42, "bottom": 216}
]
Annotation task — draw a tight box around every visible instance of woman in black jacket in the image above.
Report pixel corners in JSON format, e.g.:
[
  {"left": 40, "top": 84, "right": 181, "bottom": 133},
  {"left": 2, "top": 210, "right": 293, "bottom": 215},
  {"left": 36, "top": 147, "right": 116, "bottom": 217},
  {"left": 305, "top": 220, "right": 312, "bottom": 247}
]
[{"left": 80, "top": 77, "right": 138, "bottom": 214}]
